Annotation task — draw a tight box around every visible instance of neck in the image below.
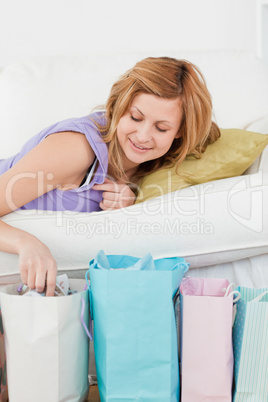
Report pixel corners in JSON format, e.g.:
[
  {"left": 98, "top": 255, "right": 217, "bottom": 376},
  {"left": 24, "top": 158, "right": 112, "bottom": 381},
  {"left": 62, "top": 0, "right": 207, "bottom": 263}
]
[
  {"left": 125, "top": 166, "right": 138, "bottom": 179},
  {"left": 107, "top": 164, "right": 138, "bottom": 182},
  {"left": 121, "top": 154, "right": 139, "bottom": 178}
]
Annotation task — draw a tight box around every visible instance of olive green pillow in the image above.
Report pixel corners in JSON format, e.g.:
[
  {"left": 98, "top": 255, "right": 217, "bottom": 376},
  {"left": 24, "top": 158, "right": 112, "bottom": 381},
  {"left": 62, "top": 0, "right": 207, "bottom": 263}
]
[{"left": 135, "top": 129, "right": 268, "bottom": 203}]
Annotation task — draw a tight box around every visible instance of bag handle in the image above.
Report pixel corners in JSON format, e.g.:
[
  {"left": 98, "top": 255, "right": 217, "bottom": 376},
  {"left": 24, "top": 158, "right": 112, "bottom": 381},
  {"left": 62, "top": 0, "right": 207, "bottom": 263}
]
[
  {"left": 223, "top": 283, "right": 241, "bottom": 303},
  {"left": 222, "top": 283, "right": 240, "bottom": 327},
  {"left": 80, "top": 270, "right": 93, "bottom": 340},
  {"left": 85, "top": 269, "right": 90, "bottom": 289},
  {"left": 85, "top": 270, "right": 93, "bottom": 319},
  {"left": 80, "top": 297, "right": 93, "bottom": 340},
  {"left": 251, "top": 290, "right": 268, "bottom": 303}
]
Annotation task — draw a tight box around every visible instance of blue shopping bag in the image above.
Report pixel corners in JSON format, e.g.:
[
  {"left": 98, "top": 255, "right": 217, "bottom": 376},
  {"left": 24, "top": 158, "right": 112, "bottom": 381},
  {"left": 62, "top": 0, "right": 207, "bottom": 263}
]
[
  {"left": 232, "top": 286, "right": 268, "bottom": 401},
  {"left": 87, "top": 250, "right": 189, "bottom": 402}
]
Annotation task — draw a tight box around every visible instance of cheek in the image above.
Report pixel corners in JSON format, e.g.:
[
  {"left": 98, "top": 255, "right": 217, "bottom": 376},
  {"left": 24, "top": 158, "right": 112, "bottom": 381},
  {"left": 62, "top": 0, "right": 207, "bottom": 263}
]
[
  {"left": 158, "top": 136, "right": 176, "bottom": 152},
  {"left": 116, "top": 121, "right": 125, "bottom": 144},
  {"left": 117, "top": 117, "right": 135, "bottom": 140}
]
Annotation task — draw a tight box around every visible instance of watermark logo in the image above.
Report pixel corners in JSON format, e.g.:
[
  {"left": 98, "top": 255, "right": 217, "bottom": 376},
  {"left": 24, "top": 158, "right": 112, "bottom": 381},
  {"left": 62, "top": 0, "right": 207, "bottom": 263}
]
[
  {"left": 65, "top": 217, "right": 214, "bottom": 239},
  {"left": 227, "top": 174, "right": 263, "bottom": 233}
]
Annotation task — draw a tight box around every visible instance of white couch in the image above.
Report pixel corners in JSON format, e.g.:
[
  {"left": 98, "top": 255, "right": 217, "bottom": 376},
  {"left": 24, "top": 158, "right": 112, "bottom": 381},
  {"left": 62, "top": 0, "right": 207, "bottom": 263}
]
[{"left": 0, "top": 50, "right": 268, "bottom": 287}]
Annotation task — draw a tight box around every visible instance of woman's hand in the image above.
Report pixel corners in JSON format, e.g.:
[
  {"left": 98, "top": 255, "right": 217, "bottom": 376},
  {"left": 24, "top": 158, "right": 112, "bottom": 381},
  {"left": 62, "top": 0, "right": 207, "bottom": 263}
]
[
  {"left": 18, "top": 238, "right": 57, "bottom": 296},
  {"left": 93, "top": 178, "right": 136, "bottom": 210}
]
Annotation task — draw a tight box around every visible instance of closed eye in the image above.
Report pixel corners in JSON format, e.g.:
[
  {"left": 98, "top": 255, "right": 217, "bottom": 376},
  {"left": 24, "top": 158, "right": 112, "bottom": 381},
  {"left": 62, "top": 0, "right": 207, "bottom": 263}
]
[
  {"left": 156, "top": 126, "right": 167, "bottom": 132},
  {"left": 131, "top": 116, "right": 141, "bottom": 122},
  {"left": 131, "top": 115, "right": 167, "bottom": 132}
]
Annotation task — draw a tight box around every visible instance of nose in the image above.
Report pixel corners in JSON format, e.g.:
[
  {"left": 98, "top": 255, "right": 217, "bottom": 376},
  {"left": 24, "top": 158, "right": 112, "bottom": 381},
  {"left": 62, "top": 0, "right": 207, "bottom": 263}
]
[{"left": 136, "top": 123, "right": 152, "bottom": 143}]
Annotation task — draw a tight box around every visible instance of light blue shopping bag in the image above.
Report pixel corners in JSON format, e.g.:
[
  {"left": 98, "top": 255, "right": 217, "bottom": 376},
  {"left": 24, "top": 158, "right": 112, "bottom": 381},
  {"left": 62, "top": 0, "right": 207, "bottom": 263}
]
[
  {"left": 86, "top": 250, "right": 189, "bottom": 402},
  {"left": 233, "top": 286, "right": 268, "bottom": 401}
]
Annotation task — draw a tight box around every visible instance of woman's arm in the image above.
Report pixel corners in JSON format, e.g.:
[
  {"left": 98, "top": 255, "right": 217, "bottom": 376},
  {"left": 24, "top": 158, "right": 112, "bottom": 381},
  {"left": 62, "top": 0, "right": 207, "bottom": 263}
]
[
  {"left": 0, "top": 131, "right": 95, "bottom": 295},
  {"left": 0, "top": 219, "right": 57, "bottom": 295}
]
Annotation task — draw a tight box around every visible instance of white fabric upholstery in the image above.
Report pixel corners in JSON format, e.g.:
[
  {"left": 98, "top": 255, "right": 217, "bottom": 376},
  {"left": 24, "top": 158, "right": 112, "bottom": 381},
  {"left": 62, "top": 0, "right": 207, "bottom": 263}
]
[
  {"left": 0, "top": 50, "right": 268, "bottom": 285},
  {"left": 1, "top": 163, "right": 267, "bottom": 282},
  {"left": 1, "top": 50, "right": 268, "bottom": 158}
]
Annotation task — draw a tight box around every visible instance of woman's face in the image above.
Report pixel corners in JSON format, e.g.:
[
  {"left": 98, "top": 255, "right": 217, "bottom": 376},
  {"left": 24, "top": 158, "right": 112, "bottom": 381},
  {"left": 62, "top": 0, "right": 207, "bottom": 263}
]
[{"left": 117, "top": 93, "right": 183, "bottom": 172}]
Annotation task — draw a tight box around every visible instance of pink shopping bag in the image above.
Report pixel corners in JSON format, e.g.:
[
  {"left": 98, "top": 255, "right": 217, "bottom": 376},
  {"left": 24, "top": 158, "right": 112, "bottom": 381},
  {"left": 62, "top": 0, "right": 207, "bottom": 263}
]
[{"left": 180, "top": 277, "right": 235, "bottom": 402}]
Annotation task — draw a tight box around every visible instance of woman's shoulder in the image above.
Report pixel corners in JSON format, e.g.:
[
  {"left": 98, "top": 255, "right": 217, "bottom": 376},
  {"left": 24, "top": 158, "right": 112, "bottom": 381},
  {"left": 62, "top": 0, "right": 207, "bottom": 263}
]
[
  {"left": 87, "top": 110, "right": 106, "bottom": 127},
  {"left": 22, "top": 112, "right": 106, "bottom": 151},
  {"left": 0, "top": 112, "right": 108, "bottom": 176},
  {"left": 42, "top": 111, "right": 106, "bottom": 134}
]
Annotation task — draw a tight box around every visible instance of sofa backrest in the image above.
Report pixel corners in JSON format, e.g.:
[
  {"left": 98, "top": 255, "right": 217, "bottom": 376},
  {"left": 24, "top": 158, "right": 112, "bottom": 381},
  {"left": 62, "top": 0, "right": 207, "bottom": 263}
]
[{"left": 0, "top": 50, "right": 268, "bottom": 158}]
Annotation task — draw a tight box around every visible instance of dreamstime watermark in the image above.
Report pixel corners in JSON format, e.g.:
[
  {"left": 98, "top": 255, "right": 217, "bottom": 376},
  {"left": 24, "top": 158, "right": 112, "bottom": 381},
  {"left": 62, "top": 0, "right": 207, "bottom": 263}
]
[{"left": 65, "top": 217, "right": 214, "bottom": 239}]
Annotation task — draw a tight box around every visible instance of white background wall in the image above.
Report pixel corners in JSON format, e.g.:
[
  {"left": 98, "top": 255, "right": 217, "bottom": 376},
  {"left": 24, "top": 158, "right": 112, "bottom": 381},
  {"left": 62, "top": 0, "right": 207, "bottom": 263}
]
[{"left": 0, "top": 0, "right": 259, "bottom": 66}]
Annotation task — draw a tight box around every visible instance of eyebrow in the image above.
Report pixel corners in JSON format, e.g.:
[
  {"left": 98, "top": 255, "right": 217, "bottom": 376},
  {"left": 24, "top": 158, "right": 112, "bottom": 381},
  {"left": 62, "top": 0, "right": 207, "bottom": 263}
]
[
  {"left": 131, "top": 106, "right": 174, "bottom": 126},
  {"left": 131, "top": 106, "right": 144, "bottom": 116}
]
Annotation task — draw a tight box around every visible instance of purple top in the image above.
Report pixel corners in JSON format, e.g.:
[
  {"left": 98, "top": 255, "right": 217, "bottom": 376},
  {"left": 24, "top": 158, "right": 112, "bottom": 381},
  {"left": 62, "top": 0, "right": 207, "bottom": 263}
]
[{"left": 0, "top": 112, "right": 108, "bottom": 212}]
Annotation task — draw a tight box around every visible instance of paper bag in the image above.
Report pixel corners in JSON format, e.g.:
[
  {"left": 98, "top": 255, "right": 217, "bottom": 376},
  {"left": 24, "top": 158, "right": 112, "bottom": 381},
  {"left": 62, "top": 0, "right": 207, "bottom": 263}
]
[
  {"left": 87, "top": 251, "right": 189, "bottom": 402},
  {"left": 233, "top": 286, "right": 268, "bottom": 401},
  {"left": 0, "top": 279, "right": 89, "bottom": 402},
  {"left": 180, "top": 277, "right": 235, "bottom": 402}
]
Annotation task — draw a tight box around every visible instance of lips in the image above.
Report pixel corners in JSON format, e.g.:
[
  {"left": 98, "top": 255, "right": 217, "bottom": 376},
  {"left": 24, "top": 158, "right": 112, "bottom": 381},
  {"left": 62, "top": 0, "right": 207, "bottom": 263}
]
[{"left": 129, "top": 138, "right": 152, "bottom": 151}]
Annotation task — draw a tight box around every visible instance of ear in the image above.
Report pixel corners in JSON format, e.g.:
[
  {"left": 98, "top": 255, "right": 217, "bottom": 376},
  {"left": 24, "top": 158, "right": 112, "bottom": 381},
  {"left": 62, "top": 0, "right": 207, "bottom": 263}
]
[{"left": 174, "top": 131, "right": 181, "bottom": 139}]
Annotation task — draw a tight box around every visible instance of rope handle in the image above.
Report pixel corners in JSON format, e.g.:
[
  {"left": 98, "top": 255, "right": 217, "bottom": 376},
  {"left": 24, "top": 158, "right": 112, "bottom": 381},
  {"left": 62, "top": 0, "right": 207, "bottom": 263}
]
[
  {"left": 80, "top": 297, "right": 93, "bottom": 341},
  {"left": 85, "top": 270, "right": 94, "bottom": 319},
  {"left": 251, "top": 290, "right": 268, "bottom": 303},
  {"left": 222, "top": 283, "right": 241, "bottom": 303}
]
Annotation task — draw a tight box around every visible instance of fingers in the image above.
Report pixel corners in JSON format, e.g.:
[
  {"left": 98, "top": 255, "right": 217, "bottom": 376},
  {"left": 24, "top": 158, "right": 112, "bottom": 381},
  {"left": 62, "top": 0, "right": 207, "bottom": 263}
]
[
  {"left": 103, "top": 189, "right": 136, "bottom": 210},
  {"left": 20, "top": 261, "right": 57, "bottom": 296},
  {"left": 20, "top": 261, "right": 30, "bottom": 287},
  {"left": 92, "top": 178, "right": 122, "bottom": 193},
  {"left": 45, "top": 262, "right": 57, "bottom": 297},
  {"left": 35, "top": 266, "right": 47, "bottom": 293},
  {"left": 19, "top": 243, "right": 58, "bottom": 296},
  {"left": 102, "top": 190, "right": 121, "bottom": 201},
  {"left": 20, "top": 261, "right": 37, "bottom": 290},
  {"left": 93, "top": 178, "right": 136, "bottom": 210},
  {"left": 99, "top": 200, "right": 119, "bottom": 210},
  {"left": 26, "top": 266, "right": 37, "bottom": 290}
]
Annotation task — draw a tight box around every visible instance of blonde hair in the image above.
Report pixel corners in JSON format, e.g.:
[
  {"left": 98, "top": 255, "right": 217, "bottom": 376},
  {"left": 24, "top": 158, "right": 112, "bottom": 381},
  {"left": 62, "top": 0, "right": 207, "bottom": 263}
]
[{"left": 94, "top": 56, "right": 220, "bottom": 183}]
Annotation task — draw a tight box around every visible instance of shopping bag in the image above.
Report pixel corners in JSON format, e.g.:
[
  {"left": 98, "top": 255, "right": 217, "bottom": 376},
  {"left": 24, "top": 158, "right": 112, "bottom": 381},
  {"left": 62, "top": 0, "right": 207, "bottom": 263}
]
[
  {"left": 0, "top": 310, "right": 8, "bottom": 402},
  {"left": 232, "top": 286, "right": 268, "bottom": 401},
  {"left": 180, "top": 277, "right": 236, "bottom": 402},
  {"left": 0, "top": 278, "right": 90, "bottom": 402},
  {"left": 87, "top": 250, "right": 189, "bottom": 402}
]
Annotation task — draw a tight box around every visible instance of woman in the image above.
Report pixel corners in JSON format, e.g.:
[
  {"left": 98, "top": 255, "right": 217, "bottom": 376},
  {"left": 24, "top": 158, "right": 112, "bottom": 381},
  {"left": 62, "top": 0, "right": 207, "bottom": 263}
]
[{"left": 0, "top": 56, "right": 220, "bottom": 295}]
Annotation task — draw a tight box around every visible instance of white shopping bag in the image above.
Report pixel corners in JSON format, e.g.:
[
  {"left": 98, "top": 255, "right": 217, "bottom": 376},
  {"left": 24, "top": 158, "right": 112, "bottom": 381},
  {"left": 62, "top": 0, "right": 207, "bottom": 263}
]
[{"left": 0, "top": 279, "right": 89, "bottom": 402}]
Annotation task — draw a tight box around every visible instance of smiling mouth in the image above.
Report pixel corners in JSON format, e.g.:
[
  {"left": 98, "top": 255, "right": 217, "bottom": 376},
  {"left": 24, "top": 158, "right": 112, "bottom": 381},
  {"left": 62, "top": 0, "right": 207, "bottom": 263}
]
[{"left": 129, "top": 138, "right": 152, "bottom": 151}]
